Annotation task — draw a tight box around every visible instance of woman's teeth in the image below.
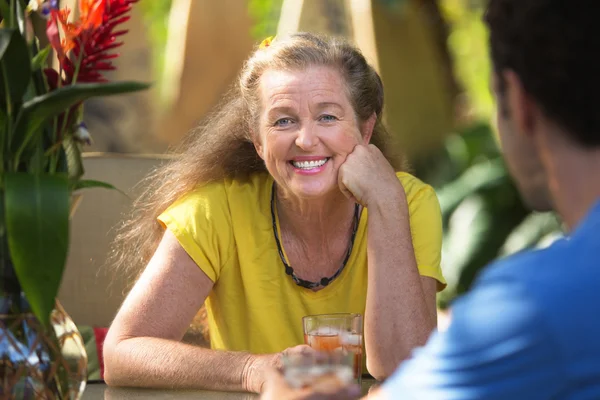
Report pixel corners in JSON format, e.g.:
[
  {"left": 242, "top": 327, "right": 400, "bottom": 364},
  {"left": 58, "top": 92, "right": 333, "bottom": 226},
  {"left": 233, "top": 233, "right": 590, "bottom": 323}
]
[{"left": 291, "top": 158, "right": 328, "bottom": 169}]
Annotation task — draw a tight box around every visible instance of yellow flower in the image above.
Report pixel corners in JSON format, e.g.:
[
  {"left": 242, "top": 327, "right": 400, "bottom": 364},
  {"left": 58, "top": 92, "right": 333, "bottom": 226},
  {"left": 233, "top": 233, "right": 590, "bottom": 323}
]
[{"left": 259, "top": 36, "right": 275, "bottom": 49}]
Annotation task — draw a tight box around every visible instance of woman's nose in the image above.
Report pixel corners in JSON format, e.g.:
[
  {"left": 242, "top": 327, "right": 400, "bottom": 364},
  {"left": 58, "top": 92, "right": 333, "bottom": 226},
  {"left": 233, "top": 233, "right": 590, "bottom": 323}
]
[{"left": 295, "top": 125, "right": 318, "bottom": 150}]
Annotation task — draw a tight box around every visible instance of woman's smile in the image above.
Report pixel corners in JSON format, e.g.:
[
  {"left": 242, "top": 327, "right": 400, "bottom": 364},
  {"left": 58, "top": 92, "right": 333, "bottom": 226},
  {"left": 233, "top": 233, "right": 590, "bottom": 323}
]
[{"left": 289, "top": 157, "right": 331, "bottom": 175}]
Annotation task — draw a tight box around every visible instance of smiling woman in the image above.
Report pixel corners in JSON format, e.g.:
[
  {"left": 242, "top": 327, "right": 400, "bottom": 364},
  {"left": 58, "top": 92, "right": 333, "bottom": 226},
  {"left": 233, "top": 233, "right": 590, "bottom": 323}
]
[
  {"left": 256, "top": 66, "right": 368, "bottom": 199},
  {"left": 103, "top": 33, "right": 446, "bottom": 393}
]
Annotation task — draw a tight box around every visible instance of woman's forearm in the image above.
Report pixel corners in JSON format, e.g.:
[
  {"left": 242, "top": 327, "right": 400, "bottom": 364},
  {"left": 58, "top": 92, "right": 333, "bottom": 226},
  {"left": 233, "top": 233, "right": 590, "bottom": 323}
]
[
  {"left": 103, "top": 337, "right": 271, "bottom": 393},
  {"left": 364, "top": 194, "right": 435, "bottom": 380}
]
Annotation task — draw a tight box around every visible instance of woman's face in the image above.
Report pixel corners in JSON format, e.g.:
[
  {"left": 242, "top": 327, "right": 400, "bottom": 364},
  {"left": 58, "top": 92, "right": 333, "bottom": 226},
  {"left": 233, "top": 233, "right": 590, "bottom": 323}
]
[{"left": 254, "top": 65, "right": 372, "bottom": 199}]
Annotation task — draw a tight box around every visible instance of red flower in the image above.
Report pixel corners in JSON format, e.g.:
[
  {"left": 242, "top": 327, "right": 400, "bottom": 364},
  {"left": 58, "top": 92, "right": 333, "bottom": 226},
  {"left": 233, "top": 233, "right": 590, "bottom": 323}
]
[{"left": 46, "top": 0, "right": 138, "bottom": 84}]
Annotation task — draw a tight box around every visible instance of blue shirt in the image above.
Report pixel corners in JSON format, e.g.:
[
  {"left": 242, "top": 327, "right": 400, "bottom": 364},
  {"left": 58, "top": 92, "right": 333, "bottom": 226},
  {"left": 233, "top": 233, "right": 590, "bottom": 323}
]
[{"left": 383, "top": 201, "right": 600, "bottom": 399}]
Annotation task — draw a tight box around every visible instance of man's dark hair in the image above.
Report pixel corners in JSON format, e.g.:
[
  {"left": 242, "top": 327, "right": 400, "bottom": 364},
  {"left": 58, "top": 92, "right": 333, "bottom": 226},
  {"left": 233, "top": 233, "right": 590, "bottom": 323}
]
[{"left": 485, "top": 0, "right": 600, "bottom": 147}]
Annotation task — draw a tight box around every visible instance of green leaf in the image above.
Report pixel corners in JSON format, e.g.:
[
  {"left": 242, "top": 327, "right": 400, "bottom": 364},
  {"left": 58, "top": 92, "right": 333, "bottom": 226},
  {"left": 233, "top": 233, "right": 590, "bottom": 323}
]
[
  {"left": 0, "top": 106, "right": 6, "bottom": 163},
  {"left": 0, "top": 29, "right": 12, "bottom": 58},
  {"left": 73, "top": 179, "right": 117, "bottom": 191},
  {"left": 0, "top": 106, "right": 6, "bottom": 128},
  {"left": 0, "top": 28, "right": 32, "bottom": 106},
  {"left": 12, "top": 81, "right": 151, "bottom": 154},
  {"left": 63, "top": 135, "right": 84, "bottom": 181},
  {"left": 27, "top": 138, "right": 45, "bottom": 173},
  {"left": 0, "top": 3, "right": 13, "bottom": 29},
  {"left": 31, "top": 45, "right": 51, "bottom": 71},
  {"left": 4, "top": 173, "right": 70, "bottom": 326},
  {"left": 72, "top": 179, "right": 128, "bottom": 197},
  {"left": 437, "top": 158, "right": 507, "bottom": 219},
  {"left": 15, "top": 0, "right": 25, "bottom": 36}
]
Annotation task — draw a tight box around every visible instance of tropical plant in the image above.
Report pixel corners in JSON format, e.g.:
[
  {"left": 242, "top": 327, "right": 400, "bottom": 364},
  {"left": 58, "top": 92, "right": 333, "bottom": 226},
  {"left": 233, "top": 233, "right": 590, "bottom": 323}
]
[
  {"left": 0, "top": 0, "right": 149, "bottom": 327},
  {"left": 248, "top": 0, "right": 283, "bottom": 39},
  {"left": 139, "top": 0, "right": 171, "bottom": 102},
  {"left": 415, "top": 122, "right": 564, "bottom": 309},
  {"left": 416, "top": 0, "right": 563, "bottom": 307}
]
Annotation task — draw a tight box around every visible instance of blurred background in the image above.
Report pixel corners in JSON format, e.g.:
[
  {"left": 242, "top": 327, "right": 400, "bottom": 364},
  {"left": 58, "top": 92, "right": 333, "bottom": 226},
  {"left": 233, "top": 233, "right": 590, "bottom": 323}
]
[{"left": 64, "top": 0, "right": 564, "bottom": 308}]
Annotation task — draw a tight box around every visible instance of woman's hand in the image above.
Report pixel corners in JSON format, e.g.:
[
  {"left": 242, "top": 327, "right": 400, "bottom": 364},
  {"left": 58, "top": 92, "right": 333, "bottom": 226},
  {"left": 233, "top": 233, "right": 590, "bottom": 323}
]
[
  {"left": 245, "top": 345, "right": 317, "bottom": 392},
  {"left": 260, "top": 368, "right": 361, "bottom": 400},
  {"left": 338, "top": 144, "right": 404, "bottom": 208}
]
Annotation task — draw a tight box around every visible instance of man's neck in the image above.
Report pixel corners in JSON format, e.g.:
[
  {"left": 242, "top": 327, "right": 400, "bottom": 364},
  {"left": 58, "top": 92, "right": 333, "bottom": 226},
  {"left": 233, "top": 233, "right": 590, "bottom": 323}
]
[{"left": 540, "top": 129, "right": 600, "bottom": 230}]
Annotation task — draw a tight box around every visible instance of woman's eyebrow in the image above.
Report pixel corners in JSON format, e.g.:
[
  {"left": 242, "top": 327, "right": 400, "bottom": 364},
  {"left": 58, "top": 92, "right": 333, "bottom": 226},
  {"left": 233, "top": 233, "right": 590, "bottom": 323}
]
[{"left": 266, "top": 106, "right": 297, "bottom": 120}]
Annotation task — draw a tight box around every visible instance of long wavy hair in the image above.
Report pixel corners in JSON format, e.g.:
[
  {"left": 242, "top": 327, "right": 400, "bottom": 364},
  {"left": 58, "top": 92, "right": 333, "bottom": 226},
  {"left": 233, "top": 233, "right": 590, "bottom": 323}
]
[{"left": 109, "top": 32, "right": 405, "bottom": 336}]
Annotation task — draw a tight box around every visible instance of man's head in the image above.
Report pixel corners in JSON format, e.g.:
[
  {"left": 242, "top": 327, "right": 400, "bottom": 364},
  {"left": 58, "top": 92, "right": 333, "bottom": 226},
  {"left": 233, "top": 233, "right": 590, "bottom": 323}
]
[{"left": 485, "top": 0, "right": 600, "bottom": 210}]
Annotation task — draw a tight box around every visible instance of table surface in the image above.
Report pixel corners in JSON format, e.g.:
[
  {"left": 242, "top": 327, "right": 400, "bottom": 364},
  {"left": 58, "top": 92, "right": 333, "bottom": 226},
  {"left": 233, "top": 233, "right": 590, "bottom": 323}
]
[{"left": 82, "top": 379, "right": 379, "bottom": 399}]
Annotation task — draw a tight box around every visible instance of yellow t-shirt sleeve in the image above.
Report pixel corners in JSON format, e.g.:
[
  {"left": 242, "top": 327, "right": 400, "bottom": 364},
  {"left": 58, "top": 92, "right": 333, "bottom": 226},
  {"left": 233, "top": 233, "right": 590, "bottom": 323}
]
[
  {"left": 408, "top": 185, "right": 446, "bottom": 290},
  {"left": 157, "top": 182, "right": 233, "bottom": 283}
]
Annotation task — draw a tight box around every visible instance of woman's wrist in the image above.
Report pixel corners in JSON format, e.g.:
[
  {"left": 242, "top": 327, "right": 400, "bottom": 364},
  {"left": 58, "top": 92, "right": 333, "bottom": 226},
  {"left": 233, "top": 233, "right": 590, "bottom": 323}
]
[
  {"left": 242, "top": 353, "right": 277, "bottom": 393},
  {"left": 367, "top": 184, "right": 408, "bottom": 216}
]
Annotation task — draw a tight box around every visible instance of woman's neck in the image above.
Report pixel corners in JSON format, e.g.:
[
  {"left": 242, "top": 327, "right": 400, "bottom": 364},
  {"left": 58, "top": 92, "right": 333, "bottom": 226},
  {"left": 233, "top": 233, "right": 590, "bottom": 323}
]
[{"left": 275, "top": 186, "right": 357, "bottom": 247}]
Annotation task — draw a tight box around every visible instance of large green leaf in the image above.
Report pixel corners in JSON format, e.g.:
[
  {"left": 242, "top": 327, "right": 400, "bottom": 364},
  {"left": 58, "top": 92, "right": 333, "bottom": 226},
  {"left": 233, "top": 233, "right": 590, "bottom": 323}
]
[
  {"left": 4, "top": 173, "right": 70, "bottom": 326},
  {"left": 0, "top": 28, "right": 31, "bottom": 107},
  {"left": 437, "top": 179, "right": 529, "bottom": 308},
  {"left": 12, "top": 81, "right": 151, "bottom": 155},
  {"left": 437, "top": 158, "right": 507, "bottom": 220}
]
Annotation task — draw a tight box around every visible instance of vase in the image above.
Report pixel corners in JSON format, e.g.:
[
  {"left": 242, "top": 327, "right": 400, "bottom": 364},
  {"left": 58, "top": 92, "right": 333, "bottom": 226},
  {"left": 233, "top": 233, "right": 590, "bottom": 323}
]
[{"left": 0, "top": 240, "right": 87, "bottom": 399}]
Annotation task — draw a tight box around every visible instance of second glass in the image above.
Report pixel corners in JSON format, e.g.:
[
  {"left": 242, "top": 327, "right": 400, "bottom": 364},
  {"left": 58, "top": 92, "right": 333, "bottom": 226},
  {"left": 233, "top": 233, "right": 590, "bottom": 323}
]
[{"left": 302, "top": 313, "right": 363, "bottom": 383}]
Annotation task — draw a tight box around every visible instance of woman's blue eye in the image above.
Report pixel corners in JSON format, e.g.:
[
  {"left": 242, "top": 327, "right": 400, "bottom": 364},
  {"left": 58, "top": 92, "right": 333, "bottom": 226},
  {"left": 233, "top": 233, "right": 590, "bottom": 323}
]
[
  {"left": 275, "top": 118, "right": 293, "bottom": 127},
  {"left": 320, "top": 114, "right": 337, "bottom": 122}
]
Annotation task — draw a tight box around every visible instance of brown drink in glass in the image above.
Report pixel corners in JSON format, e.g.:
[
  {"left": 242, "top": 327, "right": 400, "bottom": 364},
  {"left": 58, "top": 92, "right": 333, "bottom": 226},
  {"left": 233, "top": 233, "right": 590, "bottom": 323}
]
[{"left": 303, "top": 313, "right": 363, "bottom": 384}]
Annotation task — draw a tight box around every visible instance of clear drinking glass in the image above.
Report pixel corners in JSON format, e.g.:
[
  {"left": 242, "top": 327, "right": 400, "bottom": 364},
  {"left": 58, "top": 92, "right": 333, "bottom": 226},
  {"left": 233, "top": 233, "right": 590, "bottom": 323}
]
[
  {"left": 282, "top": 351, "right": 354, "bottom": 391},
  {"left": 302, "top": 313, "right": 363, "bottom": 384}
]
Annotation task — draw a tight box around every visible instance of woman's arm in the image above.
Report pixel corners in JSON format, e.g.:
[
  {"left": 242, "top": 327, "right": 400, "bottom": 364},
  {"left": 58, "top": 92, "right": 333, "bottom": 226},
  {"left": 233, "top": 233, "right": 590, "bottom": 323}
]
[
  {"left": 103, "top": 230, "right": 275, "bottom": 393},
  {"left": 338, "top": 143, "right": 438, "bottom": 381},
  {"left": 364, "top": 191, "right": 438, "bottom": 380}
]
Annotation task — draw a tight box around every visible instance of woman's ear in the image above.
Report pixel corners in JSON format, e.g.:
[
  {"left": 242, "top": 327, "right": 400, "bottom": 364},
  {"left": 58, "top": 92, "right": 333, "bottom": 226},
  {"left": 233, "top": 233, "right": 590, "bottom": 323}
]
[
  {"left": 251, "top": 130, "right": 265, "bottom": 160},
  {"left": 361, "top": 113, "right": 377, "bottom": 144}
]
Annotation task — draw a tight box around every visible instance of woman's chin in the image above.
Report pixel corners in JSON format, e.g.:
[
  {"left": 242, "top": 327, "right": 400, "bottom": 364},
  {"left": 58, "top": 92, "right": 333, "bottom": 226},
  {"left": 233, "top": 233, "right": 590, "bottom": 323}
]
[{"left": 287, "top": 181, "right": 338, "bottom": 200}]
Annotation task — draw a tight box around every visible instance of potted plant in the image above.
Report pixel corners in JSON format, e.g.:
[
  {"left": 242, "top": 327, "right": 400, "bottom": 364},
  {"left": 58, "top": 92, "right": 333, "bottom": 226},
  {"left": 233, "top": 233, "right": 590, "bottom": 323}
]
[{"left": 0, "top": 0, "right": 148, "bottom": 398}]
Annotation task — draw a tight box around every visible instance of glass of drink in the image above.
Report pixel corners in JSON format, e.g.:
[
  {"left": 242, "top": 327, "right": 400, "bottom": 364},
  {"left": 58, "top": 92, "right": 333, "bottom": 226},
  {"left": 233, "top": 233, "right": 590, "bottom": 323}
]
[
  {"left": 302, "top": 313, "right": 363, "bottom": 384},
  {"left": 282, "top": 351, "right": 354, "bottom": 392}
]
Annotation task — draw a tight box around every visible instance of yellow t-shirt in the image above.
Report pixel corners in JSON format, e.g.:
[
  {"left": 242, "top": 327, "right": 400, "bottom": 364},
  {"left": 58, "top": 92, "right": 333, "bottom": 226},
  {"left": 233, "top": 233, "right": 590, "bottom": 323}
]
[{"left": 158, "top": 171, "right": 445, "bottom": 355}]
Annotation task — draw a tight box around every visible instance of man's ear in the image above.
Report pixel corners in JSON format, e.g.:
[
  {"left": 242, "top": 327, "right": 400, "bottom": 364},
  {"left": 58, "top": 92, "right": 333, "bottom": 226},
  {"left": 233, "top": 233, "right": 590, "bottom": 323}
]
[
  {"left": 503, "top": 70, "right": 537, "bottom": 138},
  {"left": 361, "top": 113, "right": 377, "bottom": 144}
]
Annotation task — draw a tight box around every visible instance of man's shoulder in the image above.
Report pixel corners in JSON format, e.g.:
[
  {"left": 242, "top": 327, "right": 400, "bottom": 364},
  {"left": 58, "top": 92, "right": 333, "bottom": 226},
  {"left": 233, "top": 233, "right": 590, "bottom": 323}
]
[
  {"left": 476, "top": 235, "right": 574, "bottom": 288},
  {"left": 477, "top": 227, "right": 597, "bottom": 293},
  {"left": 481, "top": 201, "right": 600, "bottom": 288},
  {"left": 469, "top": 234, "right": 600, "bottom": 352}
]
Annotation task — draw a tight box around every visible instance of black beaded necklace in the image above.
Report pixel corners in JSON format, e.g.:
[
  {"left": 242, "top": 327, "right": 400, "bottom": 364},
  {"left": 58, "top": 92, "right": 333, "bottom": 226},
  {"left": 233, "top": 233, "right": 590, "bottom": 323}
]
[{"left": 270, "top": 182, "right": 360, "bottom": 289}]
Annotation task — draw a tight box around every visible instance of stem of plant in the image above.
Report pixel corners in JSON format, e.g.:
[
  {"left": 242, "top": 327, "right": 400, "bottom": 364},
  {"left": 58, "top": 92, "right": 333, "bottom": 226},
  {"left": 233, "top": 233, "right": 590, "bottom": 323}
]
[
  {"left": 51, "top": 40, "right": 86, "bottom": 174},
  {"left": 1, "top": 61, "right": 13, "bottom": 173}
]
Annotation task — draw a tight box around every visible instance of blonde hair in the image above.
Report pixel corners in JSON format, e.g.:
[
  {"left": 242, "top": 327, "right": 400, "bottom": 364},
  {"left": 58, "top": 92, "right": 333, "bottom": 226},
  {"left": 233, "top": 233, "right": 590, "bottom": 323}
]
[{"left": 110, "top": 32, "right": 404, "bottom": 330}]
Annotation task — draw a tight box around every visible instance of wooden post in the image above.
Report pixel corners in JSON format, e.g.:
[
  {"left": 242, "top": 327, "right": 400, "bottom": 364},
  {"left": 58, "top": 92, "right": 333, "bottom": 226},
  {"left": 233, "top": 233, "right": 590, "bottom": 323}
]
[
  {"left": 363, "top": 0, "right": 456, "bottom": 157},
  {"left": 277, "top": 0, "right": 456, "bottom": 159},
  {"left": 157, "top": 0, "right": 256, "bottom": 145}
]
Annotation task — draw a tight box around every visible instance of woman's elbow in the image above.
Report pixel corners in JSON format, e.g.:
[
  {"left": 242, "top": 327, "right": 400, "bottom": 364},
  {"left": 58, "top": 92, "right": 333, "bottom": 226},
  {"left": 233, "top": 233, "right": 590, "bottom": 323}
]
[
  {"left": 366, "top": 359, "right": 400, "bottom": 382},
  {"left": 366, "top": 350, "right": 411, "bottom": 381},
  {"left": 102, "top": 337, "right": 125, "bottom": 386}
]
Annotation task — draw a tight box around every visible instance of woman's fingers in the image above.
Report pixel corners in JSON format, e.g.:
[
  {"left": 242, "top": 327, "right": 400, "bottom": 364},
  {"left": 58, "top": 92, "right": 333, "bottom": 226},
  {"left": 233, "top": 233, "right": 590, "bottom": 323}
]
[{"left": 261, "top": 367, "right": 361, "bottom": 400}]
